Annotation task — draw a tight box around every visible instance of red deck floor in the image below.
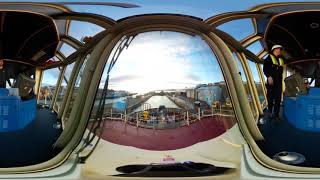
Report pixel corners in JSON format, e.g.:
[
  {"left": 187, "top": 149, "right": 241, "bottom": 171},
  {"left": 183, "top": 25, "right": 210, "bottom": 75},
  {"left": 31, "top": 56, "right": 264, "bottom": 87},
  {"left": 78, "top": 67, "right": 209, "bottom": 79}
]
[{"left": 101, "top": 116, "right": 235, "bottom": 150}]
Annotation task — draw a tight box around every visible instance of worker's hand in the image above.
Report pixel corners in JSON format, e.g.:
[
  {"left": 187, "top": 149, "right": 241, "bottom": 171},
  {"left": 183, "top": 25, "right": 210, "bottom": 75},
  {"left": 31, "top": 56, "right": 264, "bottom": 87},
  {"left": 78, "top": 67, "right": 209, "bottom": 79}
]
[{"left": 267, "top": 77, "right": 273, "bottom": 86}]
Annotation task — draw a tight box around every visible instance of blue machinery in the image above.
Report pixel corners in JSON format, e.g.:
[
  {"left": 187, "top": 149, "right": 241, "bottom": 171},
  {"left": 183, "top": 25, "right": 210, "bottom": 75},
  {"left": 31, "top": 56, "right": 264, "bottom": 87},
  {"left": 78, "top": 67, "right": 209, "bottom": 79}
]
[
  {"left": 0, "top": 88, "right": 36, "bottom": 132},
  {"left": 284, "top": 88, "right": 320, "bottom": 132}
]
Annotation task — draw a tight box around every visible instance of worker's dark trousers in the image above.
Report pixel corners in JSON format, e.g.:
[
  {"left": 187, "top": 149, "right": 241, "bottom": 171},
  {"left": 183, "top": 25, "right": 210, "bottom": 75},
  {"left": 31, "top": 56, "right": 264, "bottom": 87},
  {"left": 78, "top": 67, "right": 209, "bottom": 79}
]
[{"left": 266, "top": 83, "right": 282, "bottom": 117}]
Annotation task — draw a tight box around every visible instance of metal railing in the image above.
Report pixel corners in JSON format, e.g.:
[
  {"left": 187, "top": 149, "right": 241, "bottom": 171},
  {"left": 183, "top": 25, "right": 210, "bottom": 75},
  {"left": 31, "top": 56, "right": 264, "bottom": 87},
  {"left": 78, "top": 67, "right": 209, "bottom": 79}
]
[{"left": 96, "top": 106, "right": 235, "bottom": 130}]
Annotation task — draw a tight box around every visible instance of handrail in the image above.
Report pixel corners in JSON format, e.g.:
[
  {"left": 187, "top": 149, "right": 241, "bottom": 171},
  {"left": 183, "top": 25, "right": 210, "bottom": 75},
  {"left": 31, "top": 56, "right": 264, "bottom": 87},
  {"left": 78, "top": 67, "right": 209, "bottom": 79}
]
[{"left": 92, "top": 107, "right": 235, "bottom": 130}]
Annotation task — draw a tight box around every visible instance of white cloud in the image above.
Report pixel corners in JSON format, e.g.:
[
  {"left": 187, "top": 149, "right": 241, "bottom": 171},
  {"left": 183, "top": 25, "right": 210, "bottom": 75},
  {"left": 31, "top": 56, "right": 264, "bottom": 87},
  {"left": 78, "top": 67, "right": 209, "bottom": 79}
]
[{"left": 103, "top": 31, "right": 224, "bottom": 94}]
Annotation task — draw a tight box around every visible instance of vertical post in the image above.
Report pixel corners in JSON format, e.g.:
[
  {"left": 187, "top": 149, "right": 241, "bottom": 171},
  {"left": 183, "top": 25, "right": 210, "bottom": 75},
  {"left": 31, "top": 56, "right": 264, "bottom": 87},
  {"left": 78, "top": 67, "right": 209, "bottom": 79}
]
[
  {"left": 136, "top": 112, "right": 139, "bottom": 127},
  {"left": 35, "top": 68, "right": 42, "bottom": 97},
  {"left": 110, "top": 108, "right": 113, "bottom": 120},
  {"left": 211, "top": 106, "right": 214, "bottom": 117},
  {"left": 187, "top": 111, "right": 190, "bottom": 126},
  {"left": 123, "top": 110, "right": 127, "bottom": 133},
  {"left": 198, "top": 107, "right": 201, "bottom": 121}
]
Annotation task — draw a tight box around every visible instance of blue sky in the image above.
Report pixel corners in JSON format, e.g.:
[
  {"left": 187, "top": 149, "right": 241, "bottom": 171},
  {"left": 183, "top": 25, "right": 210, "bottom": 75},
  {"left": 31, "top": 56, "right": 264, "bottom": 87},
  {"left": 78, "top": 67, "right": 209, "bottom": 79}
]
[
  {"left": 10, "top": 0, "right": 319, "bottom": 20},
  {"left": 104, "top": 31, "right": 224, "bottom": 94},
  {"left": 39, "top": 0, "right": 312, "bottom": 87},
  {"left": 6, "top": 0, "right": 320, "bottom": 21}
]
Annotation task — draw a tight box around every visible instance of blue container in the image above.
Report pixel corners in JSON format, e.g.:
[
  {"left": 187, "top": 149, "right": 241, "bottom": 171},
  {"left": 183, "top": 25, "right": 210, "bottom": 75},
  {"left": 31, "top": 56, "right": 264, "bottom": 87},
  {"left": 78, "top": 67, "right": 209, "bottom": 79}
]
[
  {"left": 0, "top": 88, "right": 9, "bottom": 96},
  {"left": 309, "top": 88, "right": 320, "bottom": 96},
  {"left": 0, "top": 92, "right": 36, "bottom": 132},
  {"left": 0, "top": 96, "right": 20, "bottom": 132},
  {"left": 284, "top": 91, "right": 320, "bottom": 132},
  {"left": 19, "top": 98, "right": 37, "bottom": 128},
  {"left": 295, "top": 95, "right": 320, "bottom": 132},
  {"left": 284, "top": 97, "right": 297, "bottom": 126}
]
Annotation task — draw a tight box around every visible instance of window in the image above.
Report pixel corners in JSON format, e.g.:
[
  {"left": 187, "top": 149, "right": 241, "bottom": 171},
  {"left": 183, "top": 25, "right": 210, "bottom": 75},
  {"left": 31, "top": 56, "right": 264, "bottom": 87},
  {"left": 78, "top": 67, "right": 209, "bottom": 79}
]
[
  {"left": 68, "top": 20, "right": 104, "bottom": 42},
  {"left": 64, "top": 54, "right": 90, "bottom": 119},
  {"left": 55, "top": 62, "right": 75, "bottom": 112},
  {"left": 60, "top": 43, "right": 77, "bottom": 57},
  {"left": 261, "top": 54, "right": 269, "bottom": 82},
  {"left": 53, "top": 56, "right": 62, "bottom": 62},
  {"left": 217, "top": 18, "right": 255, "bottom": 41},
  {"left": 233, "top": 53, "right": 257, "bottom": 116},
  {"left": 247, "top": 59, "right": 265, "bottom": 104},
  {"left": 90, "top": 31, "right": 237, "bottom": 151},
  {"left": 75, "top": 55, "right": 89, "bottom": 87},
  {"left": 40, "top": 68, "right": 60, "bottom": 106},
  {"left": 246, "top": 40, "right": 264, "bottom": 55},
  {"left": 62, "top": 62, "right": 75, "bottom": 86}
]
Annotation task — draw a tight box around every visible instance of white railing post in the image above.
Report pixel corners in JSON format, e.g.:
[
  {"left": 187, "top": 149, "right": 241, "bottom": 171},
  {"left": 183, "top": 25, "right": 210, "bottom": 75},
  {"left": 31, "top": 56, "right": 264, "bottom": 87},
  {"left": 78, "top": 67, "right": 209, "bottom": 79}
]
[
  {"left": 198, "top": 108, "right": 201, "bottom": 121},
  {"left": 187, "top": 111, "right": 190, "bottom": 126},
  {"left": 110, "top": 108, "right": 113, "bottom": 120},
  {"left": 124, "top": 110, "right": 127, "bottom": 123}
]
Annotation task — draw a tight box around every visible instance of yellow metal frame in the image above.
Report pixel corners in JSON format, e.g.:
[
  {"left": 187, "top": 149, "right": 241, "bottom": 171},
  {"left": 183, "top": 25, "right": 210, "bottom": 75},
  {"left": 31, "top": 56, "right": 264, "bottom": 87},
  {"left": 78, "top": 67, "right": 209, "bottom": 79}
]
[
  {"left": 35, "top": 67, "right": 42, "bottom": 100},
  {"left": 4, "top": 1, "right": 320, "bottom": 175},
  {"left": 0, "top": 8, "right": 114, "bottom": 173},
  {"left": 240, "top": 53, "right": 263, "bottom": 116},
  {"left": 235, "top": 52, "right": 259, "bottom": 119},
  {"left": 256, "top": 63, "right": 267, "bottom": 109},
  {"left": 208, "top": 3, "right": 320, "bottom": 173},
  {"left": 51, "top": 66, "right": 66, "bottom": 111}
]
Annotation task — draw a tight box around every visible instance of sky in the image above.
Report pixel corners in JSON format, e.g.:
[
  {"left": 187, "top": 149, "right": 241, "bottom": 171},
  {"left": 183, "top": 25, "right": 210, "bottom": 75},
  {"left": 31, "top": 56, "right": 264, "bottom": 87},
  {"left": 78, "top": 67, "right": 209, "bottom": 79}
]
[
  {"left": 38, "top": 0, "right": 309, "bottom": 89},
  {"left": 8, "top": 0, "right": 320, "bottom": 20},
  {"left": 4, "top": 0, "right": 320, "bottom": 21},
  {"left": 104, "top": 31, "right": 224, "bottom": 94}
]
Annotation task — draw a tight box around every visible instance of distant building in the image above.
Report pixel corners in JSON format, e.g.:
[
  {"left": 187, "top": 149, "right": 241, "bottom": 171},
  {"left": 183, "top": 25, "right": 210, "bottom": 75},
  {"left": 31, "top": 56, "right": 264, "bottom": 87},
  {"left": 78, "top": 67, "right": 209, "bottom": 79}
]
[
  {"left": 196, "top": 85, "right": 224, "bottom": 106},
  {"left": 183, "top": 82, "right": 228, "bottom": 106},
  {"left": 175, "top": 90, "right": 186, "bottom": 97},
  {"left": 103, "top": 89, "right": 130, "bottom": 98},
  {"left": 186, "top": 88, "right": 196, "bottom": 99}
]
